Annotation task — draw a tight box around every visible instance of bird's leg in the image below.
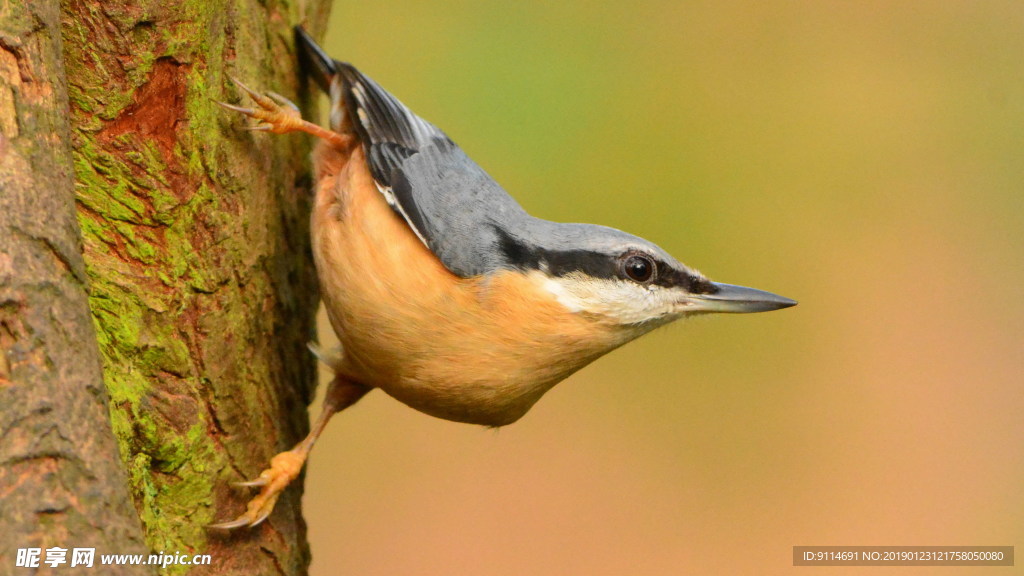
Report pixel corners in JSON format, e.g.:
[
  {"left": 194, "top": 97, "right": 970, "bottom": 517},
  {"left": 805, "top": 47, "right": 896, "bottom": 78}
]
[
  {"left": 210, "top": 373, "right": 370, "bottom": 530},
  {"left": 215, "top": 76, "right": 353, "bottom": 151}
]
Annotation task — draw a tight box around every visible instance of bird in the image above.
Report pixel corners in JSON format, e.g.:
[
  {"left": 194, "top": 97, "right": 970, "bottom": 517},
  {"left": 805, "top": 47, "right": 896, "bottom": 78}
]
[{"left": 210, "top": 26, "right": 796, "bottom": 529}]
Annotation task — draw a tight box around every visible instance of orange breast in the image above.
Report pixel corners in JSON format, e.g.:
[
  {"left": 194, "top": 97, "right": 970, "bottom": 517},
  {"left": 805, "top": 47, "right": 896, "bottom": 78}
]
[{"left": 311, "top": 145, "right": 626, "bottom": 426}]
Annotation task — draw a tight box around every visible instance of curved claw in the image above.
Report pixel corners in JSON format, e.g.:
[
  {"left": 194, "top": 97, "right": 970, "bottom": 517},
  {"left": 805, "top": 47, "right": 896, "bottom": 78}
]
[
  {"left": 207, "top": 516, "right": 257, "bottom": 531},
  {"left": 217, "top": 76, "right": 303, "bottom": 134},
  {"left": 208, "top": 492, "right": 279, "bottom": 531},
  {"left": 228, "top": 75, "right": 262, "bottom": 101},
  {"left": 213, "top": 100, "right": 255, "bottom": 115},
  {"left": 232, "top": 477, "right": 270, "bottom": 488},
  {"left": 216, "top": 75, "right": 353, "bottom": 149},
  {"left": 268, "top": 91, "right": 300, "bottom": 112},
  {"left": 227, "top": 76, "right": 298, "bottom": 115},
  {"left": 208, "top": 450, "right": 307, "bottom": 531}
]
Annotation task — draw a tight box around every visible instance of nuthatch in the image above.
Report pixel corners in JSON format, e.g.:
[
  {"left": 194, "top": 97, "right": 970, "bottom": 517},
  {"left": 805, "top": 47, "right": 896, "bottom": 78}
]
[{"left": 211, "top": 27, "right": 796, "bottom": 529}]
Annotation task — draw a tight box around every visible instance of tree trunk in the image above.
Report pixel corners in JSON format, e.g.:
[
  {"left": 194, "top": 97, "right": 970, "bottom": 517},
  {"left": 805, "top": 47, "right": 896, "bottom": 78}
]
[
  {"left": 0, "top": 1, "right": 149, "bottom": 574},
  {"left": 2, "top": 0, "right": 328, "bottom": 574}
]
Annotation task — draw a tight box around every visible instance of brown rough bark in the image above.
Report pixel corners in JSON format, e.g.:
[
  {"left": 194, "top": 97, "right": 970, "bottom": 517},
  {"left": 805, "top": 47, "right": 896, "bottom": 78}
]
[
  {"left": 3, "top": 0, "right": 330, "bottom": 574},
  {"left": 0, "top": 1, "right": 149, "bottom": 574}
]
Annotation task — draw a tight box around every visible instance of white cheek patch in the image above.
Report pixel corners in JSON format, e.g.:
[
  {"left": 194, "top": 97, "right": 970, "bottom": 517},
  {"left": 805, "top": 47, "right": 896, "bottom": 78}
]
[
  {"left": 533, "top": 272, "right": 678, "bottom": 325},
  {"left": 539, "top": 275, "right": 584, "bottom": 313}
]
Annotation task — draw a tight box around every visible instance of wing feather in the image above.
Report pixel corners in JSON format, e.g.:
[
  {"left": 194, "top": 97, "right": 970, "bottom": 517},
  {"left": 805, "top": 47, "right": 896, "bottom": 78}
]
[{"left": 334, "top": 62, "right": 530, "bottom": 277}]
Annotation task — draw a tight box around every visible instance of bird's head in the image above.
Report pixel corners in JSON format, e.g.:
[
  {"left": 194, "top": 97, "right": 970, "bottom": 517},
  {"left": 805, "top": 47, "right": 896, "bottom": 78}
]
[{"left": 504, "top": 222, "right": 796, "bottom": 340}]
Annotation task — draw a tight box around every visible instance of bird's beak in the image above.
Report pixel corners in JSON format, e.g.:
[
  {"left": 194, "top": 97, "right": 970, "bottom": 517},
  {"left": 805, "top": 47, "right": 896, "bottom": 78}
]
[{"left": 686, "top": 282, "right": 797, "bottom": 314}]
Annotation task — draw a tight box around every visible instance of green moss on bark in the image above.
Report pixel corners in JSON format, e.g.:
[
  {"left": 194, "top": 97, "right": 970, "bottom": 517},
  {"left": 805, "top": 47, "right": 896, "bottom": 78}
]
[{"left": 62, "top": 0, "right": 330, "bottom": 572}]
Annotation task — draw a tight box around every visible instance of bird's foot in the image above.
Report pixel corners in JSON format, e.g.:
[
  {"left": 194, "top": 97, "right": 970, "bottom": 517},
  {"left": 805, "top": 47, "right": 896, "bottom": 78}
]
[
  {"left": 209, "top": 449, "right": 308, "bottom": 530},
  {"left": 216, "top": 76, "right": 307, "bottom": 134},
  {"left": 216, "top": 76, "right": 351, "bottom": 148}
]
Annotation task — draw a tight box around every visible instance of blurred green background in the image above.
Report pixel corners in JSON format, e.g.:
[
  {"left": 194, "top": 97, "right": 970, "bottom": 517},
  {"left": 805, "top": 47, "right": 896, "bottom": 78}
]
[{"left": 302, "top": 1, "right": 1023, "bottom": 574}]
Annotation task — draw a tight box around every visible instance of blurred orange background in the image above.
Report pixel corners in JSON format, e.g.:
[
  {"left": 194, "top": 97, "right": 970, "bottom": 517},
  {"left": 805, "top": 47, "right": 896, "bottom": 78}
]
[{"left": 302, "top": 2, "right": 1023, "bottom": 574}]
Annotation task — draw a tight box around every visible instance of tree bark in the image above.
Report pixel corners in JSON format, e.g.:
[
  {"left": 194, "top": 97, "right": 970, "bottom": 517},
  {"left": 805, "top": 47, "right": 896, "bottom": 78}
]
[
  {"left": 3, "top": 0, "right": 328, "bottom": 573},
  {"left": 0, "top": 1, "right": 149, "bottom": 574}
]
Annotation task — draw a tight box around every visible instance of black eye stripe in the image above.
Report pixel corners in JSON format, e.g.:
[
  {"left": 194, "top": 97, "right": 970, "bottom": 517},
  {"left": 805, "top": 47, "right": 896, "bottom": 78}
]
[
  {"left": 654, "top": 263, "right": 715, "bottom": 293},
  {"left": 492, "top": 227, "right": 705, "bottom": 291}
]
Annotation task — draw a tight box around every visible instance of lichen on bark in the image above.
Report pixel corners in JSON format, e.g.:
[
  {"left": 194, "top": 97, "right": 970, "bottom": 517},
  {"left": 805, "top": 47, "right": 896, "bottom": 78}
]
[
  {"left": 1, "top": 1, "right": 149, "bottom": 574},
  {"left": 59, "top": 0, "right": 330, "bottom": 572}
]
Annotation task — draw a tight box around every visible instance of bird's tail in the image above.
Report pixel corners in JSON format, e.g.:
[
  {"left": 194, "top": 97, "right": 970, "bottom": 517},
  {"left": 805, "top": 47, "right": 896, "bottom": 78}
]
[{"left": 295, "top": 26, "right": 337, "bottom": 93}]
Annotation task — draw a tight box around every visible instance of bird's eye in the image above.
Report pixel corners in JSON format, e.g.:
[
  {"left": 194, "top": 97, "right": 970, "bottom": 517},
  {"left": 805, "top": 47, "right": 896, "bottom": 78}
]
[{"left": 621, "top": 253, "right": 656, "bottom": 283}]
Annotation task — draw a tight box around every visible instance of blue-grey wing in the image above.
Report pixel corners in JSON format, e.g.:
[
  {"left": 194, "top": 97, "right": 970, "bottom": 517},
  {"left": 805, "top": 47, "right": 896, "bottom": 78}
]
[{"left": 337, "top": 63, "right": 529, "bottom": 277}]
